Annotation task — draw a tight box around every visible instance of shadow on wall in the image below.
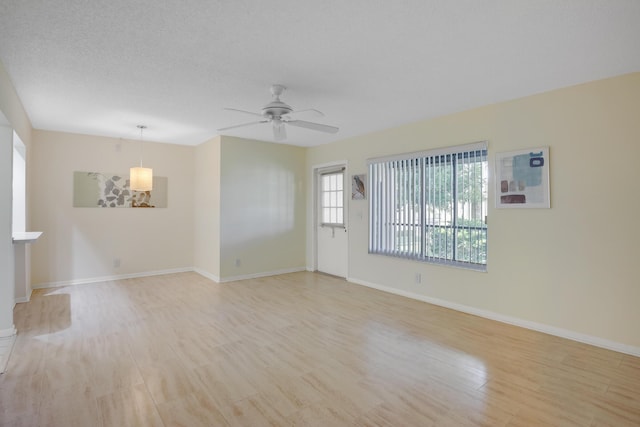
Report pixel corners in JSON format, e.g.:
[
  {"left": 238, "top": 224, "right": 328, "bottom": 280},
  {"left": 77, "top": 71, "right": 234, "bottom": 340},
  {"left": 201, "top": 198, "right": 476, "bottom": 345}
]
[{"left": 224, "top": 166, "right": 297, "bottom": 246}]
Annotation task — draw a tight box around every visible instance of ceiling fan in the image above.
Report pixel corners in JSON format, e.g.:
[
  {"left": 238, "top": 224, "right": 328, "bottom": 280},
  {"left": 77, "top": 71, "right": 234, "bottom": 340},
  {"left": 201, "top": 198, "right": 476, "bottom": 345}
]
[{"left": 217, "top": 84, "right": 339, "bottom": 141}]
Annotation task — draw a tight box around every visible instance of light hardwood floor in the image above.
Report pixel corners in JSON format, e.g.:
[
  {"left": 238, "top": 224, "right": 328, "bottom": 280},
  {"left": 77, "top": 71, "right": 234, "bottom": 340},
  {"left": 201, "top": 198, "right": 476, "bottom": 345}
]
[{"left": 0, "top": 271, "right": 638, "bottom": 426}]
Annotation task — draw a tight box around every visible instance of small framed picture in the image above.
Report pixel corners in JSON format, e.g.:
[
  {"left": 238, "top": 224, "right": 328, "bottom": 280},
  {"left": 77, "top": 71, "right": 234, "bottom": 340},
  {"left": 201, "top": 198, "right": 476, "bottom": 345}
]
[
  {"left": 352, "top": 174, "right": 366, "bottom": 200},
  {"left": 495, "top": 147, "right": 550, "bottom": 208}
]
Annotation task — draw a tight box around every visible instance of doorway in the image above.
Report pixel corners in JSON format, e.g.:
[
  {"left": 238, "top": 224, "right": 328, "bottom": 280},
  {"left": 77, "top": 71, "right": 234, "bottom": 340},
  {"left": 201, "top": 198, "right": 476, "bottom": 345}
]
[{"left": 314, "top": 163, "right": 348, "bottom": 278}]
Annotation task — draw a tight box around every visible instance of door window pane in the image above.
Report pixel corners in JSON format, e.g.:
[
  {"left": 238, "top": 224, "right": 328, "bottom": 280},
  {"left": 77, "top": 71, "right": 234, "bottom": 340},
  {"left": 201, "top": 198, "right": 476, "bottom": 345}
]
[{"left": 321, "top": 171, "right": 344, "bottom": 226}]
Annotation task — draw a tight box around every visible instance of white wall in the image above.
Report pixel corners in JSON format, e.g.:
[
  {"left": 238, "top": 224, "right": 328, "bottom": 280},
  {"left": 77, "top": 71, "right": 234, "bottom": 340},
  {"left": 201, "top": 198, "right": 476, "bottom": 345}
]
[
  {"left": 193, "top": 136, "right": 221, "bottom": 280},
  {"left": 307, "top": 73, "right": 640, "bottom": 351},
  {"left": 219, "top": 136, "right": 306, "bottom": 279},
  {"left": 0, "top": 123, "right": 15, "bottom": 336},
  {"left": 0, "top": 62, "right": 31, "bottom": 145},
  {"left": 30, "top": 130, "right": 195, "bottom": 286},
  {"left": 0, "top": 61, "right": 32, "bottom": 337}
]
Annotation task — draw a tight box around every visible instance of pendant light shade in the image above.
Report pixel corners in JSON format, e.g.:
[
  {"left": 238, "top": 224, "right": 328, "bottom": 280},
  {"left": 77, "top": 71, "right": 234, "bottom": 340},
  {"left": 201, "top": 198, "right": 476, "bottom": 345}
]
[
  {"left": 130, "top": 125, "right": 153, "bottom": 191},
  {"left": 130, "top": 166, "right": 153, "bottom": 191}
]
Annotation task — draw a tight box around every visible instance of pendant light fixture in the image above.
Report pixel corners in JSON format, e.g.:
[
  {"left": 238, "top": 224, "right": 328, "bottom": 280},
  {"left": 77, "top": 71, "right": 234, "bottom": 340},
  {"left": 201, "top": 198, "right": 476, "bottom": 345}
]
[{"left": 130, "top": 125, "right": 153, "bottom": 191}]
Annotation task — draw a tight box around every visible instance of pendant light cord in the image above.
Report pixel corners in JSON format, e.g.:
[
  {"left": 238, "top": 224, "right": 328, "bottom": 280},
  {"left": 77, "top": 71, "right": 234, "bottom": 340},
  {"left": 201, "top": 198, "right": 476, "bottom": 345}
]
[{"left": 137, "top": 125, "right": 146, "bottom": 167}]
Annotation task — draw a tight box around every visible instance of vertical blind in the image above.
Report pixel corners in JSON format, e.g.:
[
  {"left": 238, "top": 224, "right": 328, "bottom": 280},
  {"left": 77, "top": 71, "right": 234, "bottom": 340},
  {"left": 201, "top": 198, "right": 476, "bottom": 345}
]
[{"left": 368, "top": 141, "right": 488, "bottom": 270}]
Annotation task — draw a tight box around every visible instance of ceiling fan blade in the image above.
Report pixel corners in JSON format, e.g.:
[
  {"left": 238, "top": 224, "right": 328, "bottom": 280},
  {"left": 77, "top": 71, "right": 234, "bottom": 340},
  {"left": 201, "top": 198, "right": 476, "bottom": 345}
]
[
  {"left": 288, "top": 108, "right": 325, "bottom": 117},
  {"left": 224, "top": 108, "right": 264, "bottom": 118},
  {"left": 218, "top": 120, "right": 268, "bottom": 131},
  {"left": 273, "top": 122, "right": 287, "bottom": 140},
  {"left": 286, "top": 120, "right": 339, "bottom": 134}
]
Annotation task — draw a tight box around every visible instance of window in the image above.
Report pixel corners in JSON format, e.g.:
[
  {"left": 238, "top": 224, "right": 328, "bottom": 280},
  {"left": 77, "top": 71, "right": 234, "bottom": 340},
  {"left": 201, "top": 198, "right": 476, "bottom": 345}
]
[
  {"left": 368, "top": 142, "right": 488, "bottom": 270},
  {"left": 320, "top": 170, "right": 344, "bottom": 226}
]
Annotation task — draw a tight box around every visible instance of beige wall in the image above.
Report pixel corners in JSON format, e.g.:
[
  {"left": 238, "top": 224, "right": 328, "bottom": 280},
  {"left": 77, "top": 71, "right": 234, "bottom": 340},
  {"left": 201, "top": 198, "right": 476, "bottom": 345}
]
[
  {"left": 4, "top": 54, "right": 639, "bottom": 353},
  {"left": 193, "top": 136, "right": 221, "bottom": 279},
  {"left": 220, "top": 136, "right": 306, "bottom": 279},
  {"left": 30, "top": 130, "right": 195, "bottom": 285},
  {"left": 307, "top": 73, "right": 640, "bottom": 349},
  {"left": 27, "top": 131, "right": 307, "bottom": 285}
]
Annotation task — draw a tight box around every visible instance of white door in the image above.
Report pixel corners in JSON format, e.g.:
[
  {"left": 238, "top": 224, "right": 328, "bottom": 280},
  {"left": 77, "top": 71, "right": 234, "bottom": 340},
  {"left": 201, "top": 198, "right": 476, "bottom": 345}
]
[{"left": 316, "top": 166, "right": 348, "bottom": 277}]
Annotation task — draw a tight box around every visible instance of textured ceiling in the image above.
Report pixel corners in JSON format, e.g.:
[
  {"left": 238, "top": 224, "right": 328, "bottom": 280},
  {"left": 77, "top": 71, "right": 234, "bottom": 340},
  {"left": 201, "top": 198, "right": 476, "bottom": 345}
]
[{"left": 1, "top": 0, "right": 639, "bottom": 147}]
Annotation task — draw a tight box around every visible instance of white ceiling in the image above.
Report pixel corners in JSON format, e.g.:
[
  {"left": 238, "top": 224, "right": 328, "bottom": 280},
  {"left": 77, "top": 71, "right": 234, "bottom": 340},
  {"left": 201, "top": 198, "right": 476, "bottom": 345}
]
[{"left": 1, "top": 1, "right": 639, "bottom": 147}]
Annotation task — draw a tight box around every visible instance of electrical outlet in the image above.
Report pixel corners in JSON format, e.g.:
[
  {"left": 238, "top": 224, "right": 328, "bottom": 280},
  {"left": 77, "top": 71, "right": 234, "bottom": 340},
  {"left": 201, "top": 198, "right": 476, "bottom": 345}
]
[
  {"left": 113, "top": 258, "right": 121, "bottom": 268},
  {"left": 415, "top": 273, "right": 421, "bottom": 284},
  {"left": 235, "top": 258, "right": 241, "bottom": 267}
]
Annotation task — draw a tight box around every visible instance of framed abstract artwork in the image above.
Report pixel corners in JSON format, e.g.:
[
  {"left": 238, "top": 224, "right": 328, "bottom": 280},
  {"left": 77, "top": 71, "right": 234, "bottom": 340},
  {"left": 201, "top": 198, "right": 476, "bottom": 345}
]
[
  {"left": 495, "top": 147, "right": 550, "bottom": 209},
  {"left": 352, "top": 174, "right": 366, "bottom": 200}
]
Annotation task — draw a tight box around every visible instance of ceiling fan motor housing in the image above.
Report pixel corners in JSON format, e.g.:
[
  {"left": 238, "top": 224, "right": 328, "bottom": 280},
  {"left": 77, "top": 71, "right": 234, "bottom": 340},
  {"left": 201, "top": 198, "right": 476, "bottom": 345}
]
[
  {"left": 262, "top": 100, "right": 292, "bottom": 118},
  {"left": 262, "top": 85, "right": 292, "bottom": 118}
]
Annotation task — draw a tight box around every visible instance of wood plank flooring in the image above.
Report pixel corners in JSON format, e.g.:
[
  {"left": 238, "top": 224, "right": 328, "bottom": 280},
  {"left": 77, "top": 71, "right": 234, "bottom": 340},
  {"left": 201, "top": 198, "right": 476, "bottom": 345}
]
[{"left": 1, "top": 271, "right": 639, "bottom": 426}]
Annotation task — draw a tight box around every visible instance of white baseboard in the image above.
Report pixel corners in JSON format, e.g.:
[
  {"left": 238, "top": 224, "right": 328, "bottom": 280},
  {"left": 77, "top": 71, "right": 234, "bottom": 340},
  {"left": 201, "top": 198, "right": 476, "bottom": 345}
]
[
  {"left": 194, "top": 267, "right": 306, "bottom": 283},
  {"left": 32, "top": 267, "right": 194, "bottom": 289},
  {"left": 215, "top": 267, "right": 307, "bottom": 283},
  {"left": 0, "top": 325, "right": 17, "bottom": 339},
  {"left": 14, "top": 293, "right": 31, "bottom": 304},
  {"left": 347, "top": 276, "right": 640, "bottom": 358},
  {"left": 193, "top": 268, "right": 220, "bottom": 283},
  {"left": 31, "top": 266, "right": 307, "bottom": 289}
]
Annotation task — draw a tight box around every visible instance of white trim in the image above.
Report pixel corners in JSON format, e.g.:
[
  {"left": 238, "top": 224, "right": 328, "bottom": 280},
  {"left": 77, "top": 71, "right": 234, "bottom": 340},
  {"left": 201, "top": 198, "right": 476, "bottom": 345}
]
[
  {"left": 0, "top": 325, "right": 17, "bottom": 338},
  {"left": 12, "top": 231, "right": 42, "bottom": 243},
  {"left": 32, "top": 267, "right": 194, "bottom": 289},
  {"left": 216, "top": 267, "right": 306, "bottom": 283},
  {"left": 193, "top": 268, "right": 220, "bottom": 283},
  {"left": 312, "top": 160, "right": 350, "bottom": 170},
  {"left": 347, "top": 276, "right": 640, "bottom": 358},
  {"left": 14, "top": 294, "right": 30, "bottom": 304}
]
